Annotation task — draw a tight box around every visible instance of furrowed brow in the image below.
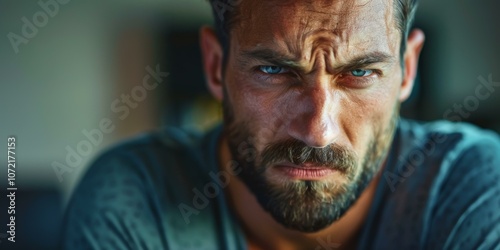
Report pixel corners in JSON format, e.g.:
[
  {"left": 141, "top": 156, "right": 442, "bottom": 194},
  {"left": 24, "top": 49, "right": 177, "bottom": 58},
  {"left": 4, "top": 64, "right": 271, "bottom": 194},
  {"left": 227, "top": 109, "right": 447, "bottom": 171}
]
[
  {"left": 335, "top": 52, "right": 396, "bottom": 72},
  {"left": 237, "top": 49, "right": 396, "bottom": 73},
  {"left": 238, "top": 48, "right": 303, "bottom": 70}
]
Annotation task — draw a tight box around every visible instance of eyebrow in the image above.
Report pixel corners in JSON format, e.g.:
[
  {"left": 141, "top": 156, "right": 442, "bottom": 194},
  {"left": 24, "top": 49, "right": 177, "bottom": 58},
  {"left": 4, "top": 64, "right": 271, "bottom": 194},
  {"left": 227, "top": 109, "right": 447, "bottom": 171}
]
[
  {"left": 337, "top": 52, "right": 396, "bottom": 72},
  {"left": 239, "top": 49, "right": 302, "bottom": 70},
  {"left": 238, "top": 48, "right": 396, "bottom": 72}
]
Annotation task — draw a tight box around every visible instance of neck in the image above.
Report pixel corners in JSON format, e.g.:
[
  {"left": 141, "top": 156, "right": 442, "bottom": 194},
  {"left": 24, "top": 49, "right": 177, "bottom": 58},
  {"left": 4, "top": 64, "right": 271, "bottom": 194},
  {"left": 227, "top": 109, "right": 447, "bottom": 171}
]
[{"left": 218, "top": 135, "right": 383, "bottom": 250}]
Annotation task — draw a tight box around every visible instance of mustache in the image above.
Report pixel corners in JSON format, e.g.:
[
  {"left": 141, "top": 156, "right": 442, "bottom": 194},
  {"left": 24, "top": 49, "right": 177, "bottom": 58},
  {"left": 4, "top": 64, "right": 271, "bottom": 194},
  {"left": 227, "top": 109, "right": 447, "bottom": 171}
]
[{"left": 260, "top": 139, "right": 357, "bottom": 174}]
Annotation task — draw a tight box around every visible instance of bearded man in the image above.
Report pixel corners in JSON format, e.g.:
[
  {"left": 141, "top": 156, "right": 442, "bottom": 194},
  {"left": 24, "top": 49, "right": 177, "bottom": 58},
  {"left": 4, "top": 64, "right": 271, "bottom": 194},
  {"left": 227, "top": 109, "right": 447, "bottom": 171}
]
[{"left": 62, "top": 0, "right": 500, "bottom": 249}]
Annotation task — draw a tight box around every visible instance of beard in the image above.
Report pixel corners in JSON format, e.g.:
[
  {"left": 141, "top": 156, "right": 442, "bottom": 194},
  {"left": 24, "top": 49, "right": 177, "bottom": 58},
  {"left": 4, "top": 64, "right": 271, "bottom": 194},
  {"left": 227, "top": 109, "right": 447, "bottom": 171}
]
[{"left": 222, "top": 90, "right": 398, "bottom": 233}]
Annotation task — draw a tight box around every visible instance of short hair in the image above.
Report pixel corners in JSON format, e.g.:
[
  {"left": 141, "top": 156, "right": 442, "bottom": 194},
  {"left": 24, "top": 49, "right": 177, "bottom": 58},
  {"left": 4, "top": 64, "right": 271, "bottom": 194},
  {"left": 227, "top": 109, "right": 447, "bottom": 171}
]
[{"left": 208, "top": 0, "right": 419, "bottom": 68}]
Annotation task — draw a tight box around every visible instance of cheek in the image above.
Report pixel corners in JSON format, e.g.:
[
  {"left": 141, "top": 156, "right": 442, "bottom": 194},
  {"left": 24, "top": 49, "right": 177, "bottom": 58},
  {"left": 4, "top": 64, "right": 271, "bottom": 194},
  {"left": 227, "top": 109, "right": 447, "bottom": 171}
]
[
  {"left": 340, "top": 84, "right": 399, "bottom": 154},
  {"left": 226, "top": 75, "right": 287, "bottom": 152}
]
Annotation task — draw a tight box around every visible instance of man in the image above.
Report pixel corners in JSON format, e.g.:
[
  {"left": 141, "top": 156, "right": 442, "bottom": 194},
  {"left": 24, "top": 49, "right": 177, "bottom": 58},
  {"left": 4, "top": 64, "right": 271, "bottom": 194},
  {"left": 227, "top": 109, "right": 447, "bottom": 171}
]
[{"left": 62, "top": 0, "right": 500, "bottom": 249}]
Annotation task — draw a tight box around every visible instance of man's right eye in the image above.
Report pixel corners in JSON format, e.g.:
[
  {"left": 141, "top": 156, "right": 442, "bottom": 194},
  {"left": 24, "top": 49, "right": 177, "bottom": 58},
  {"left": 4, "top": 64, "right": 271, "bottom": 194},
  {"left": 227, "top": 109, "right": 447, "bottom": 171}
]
[{"left": 259, "top": 66, "right": 289, "bottom": 74}]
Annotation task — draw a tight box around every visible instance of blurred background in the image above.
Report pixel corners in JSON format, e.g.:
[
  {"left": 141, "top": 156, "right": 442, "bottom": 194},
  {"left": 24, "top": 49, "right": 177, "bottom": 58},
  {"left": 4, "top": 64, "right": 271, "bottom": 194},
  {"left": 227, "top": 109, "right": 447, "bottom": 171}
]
[{"left": 0, "top": 0, "right": 499, "bottom": 249}]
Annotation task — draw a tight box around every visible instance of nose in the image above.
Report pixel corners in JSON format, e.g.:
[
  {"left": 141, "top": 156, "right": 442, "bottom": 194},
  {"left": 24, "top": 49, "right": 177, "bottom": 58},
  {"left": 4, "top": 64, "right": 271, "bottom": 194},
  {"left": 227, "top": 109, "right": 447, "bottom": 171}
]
[{"left": 286, "top": 78, "right": 339, "bottom": 148}]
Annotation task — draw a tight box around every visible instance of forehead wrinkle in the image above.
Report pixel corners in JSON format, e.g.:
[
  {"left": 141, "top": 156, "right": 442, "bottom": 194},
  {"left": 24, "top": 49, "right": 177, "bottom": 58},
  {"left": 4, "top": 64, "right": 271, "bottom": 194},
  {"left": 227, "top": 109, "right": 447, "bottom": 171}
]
[
  {"left": 302, "top": 29, "right": 342, "bottom": 68},
  {"left": 280, "top": 1, "right": 370, "bottom": 71},
  {"left": 234, "top": 0, "right": 400, "bottom": 72}
]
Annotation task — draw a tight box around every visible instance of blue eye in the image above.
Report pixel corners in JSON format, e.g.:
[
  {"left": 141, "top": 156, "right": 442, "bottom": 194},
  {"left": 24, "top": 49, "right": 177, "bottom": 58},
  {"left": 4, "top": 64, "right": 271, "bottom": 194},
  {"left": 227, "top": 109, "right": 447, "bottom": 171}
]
[
  {"left": 350, "top": 69, "right": 373, "bottom": 77},
  {"left": 259, "top": 66, "right": 287, "bottom": 74}
]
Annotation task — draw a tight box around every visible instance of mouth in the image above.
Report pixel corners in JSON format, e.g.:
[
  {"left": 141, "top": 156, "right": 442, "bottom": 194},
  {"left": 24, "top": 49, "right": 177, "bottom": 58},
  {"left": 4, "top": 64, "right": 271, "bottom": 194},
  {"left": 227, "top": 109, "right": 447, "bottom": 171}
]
[{"left": 272, "top": 162, "right": 337, "bottom": 180}]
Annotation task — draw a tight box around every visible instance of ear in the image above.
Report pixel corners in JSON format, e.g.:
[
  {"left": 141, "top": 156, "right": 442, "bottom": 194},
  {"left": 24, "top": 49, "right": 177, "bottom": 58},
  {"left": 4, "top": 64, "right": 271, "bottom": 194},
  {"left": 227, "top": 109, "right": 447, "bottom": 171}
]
[
  {"left": 200, "top": 26, "right": 224, "bottom": 101},
  {"left": 399, "top": 28, "right": 425, "bottom": 102}
]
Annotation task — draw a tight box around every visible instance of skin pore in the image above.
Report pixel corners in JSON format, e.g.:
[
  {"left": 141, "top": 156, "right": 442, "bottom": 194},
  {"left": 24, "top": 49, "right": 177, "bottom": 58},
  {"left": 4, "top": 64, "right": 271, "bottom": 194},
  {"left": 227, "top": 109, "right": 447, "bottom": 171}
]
[{"left": 200, "top": 0, "right": 424, "bottom": 249}]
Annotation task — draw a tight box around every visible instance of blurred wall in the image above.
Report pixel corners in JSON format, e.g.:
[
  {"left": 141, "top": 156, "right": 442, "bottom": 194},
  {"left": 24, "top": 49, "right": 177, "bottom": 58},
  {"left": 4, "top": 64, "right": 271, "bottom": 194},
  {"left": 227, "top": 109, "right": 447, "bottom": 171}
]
[
  {"left": 0, "top": 0, "right": 213, "bottom": 201},
  {"left": 415, "top": 0, "right": 500, "bottom": 129}
]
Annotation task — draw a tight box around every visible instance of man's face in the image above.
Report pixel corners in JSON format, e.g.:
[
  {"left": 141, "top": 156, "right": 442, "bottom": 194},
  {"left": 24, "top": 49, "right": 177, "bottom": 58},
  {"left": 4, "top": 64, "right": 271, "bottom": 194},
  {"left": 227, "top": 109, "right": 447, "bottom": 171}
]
[{"left": 221, "top": 0, "right": 404, "bottom": 232}]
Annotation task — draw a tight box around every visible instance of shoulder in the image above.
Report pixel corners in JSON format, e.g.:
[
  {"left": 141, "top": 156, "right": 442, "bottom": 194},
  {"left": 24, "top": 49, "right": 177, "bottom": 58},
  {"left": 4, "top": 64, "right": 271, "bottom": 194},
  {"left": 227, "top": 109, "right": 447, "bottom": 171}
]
[
  {"left": 386, "top": 119, "right": 500, "bottom": 190},
  {"left": 399, "top": 118, "right": 500, "bottom": 151},
  {"left": 400, "top": 119, "right": 500, "bottom": 249},
  {"left": 70, "top": 127, "right": 205, "bottom": 199},
  {"left": 396, "top": 119, "right": 500, "bottom": 178},
  {"left": 91, "top": 127, "right": 203, "bottom": 176},
  {"left": 61, "top": 127, "right": 211, "bottom": 249}
]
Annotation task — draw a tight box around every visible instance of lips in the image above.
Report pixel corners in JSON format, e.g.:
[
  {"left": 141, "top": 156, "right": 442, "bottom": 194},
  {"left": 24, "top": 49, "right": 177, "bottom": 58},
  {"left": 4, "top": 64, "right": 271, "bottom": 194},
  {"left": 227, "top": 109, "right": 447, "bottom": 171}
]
[{"left": 274, "top": 162, "right": 337, "bottom": 180}]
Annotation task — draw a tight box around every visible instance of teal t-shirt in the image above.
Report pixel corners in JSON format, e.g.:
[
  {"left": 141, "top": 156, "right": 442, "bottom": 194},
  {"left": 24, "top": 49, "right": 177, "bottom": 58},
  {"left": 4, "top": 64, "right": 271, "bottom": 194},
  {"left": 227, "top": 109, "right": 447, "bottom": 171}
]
[{"left": 61, "top": 119, "right": 500, "bottom": 249}]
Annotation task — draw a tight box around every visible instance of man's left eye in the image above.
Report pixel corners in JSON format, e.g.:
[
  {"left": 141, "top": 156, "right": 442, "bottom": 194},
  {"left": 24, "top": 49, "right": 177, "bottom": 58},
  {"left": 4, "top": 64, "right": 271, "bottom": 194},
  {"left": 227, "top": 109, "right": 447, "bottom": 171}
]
[
  {"left": 259, "top": 66, "right": 289, "bottom": 74},
  {"left": 350, "top": 69, "right": 373, "bottom": 77}
]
